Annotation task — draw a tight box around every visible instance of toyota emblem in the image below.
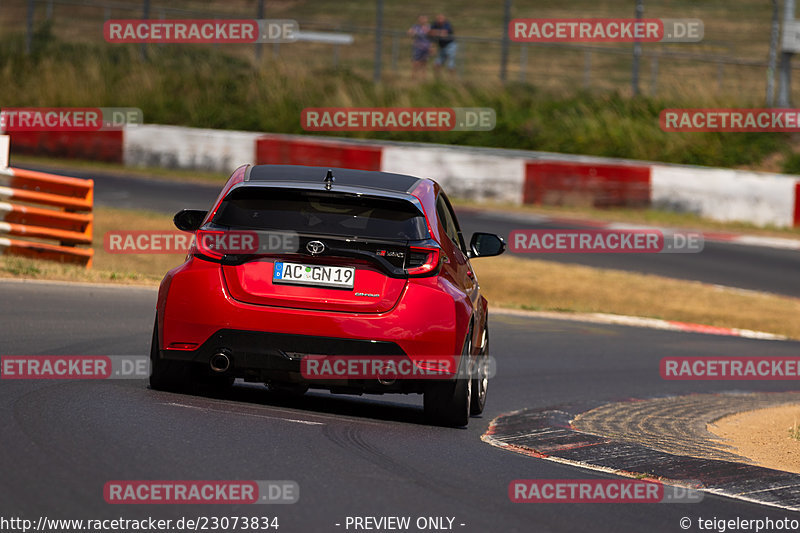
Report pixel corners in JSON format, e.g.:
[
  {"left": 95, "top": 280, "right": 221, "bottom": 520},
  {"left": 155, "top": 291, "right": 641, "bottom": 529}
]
[{"left": 306, "top": 240, "right": 325, "bottom": 255}]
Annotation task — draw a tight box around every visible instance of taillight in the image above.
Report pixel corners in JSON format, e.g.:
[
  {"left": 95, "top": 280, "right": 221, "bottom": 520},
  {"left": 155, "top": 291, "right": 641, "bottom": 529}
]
[
  {"left": 192, "top": 229, "right": 260, "bottom": 260},
  {"left": 192, "top": 230, "right": 226, "bottom": 260},
  {"left": 405, "top": 246, "right": 440, "bottom": 276}
]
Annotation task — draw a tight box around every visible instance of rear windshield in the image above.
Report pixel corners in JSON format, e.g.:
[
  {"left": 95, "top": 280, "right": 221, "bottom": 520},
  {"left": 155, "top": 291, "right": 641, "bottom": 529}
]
[{"left": 212, "top": 186, "right": 429, "bottom": 240}]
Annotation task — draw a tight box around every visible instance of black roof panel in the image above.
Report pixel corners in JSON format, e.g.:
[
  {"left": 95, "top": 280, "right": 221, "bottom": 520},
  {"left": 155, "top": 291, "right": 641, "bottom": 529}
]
[{"left": 247, "top": 165, "right": 421, "bottom": 193}]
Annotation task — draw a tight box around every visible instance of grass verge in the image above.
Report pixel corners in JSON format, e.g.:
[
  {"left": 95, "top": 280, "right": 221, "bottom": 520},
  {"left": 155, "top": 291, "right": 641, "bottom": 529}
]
[
  {"left": 0, "top": 27, "right": 792, "bottom": 170},
  {"left": 10, "top": 154, "right": 229, "bottom": 185},
  {"left": 1, "top": 206, "right": 798, "bottom": 339}
]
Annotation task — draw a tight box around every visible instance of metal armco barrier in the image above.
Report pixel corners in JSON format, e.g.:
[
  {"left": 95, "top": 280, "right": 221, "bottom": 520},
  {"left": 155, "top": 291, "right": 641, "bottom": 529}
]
[{"left": 0, "top": 166, "right": 94, "bottom": 267}]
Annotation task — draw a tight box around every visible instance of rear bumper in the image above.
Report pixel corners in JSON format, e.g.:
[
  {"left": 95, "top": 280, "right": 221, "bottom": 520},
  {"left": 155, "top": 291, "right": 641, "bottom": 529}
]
[
  {"left": 160, "top": 328, "right": 431, "bottom": 392},
  {"left": 157, "top": 258, "right": 471, "bottom": 384}
]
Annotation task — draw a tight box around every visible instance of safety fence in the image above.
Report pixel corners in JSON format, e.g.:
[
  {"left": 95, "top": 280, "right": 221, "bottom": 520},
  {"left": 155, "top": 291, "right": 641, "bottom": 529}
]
[{"left": 0, "top": 139, "right": 94, "bottom": 267}]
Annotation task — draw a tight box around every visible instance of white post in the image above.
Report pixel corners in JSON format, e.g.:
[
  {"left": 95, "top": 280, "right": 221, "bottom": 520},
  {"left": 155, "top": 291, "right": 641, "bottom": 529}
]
[{"left": 0, "top": 135, "right": 10, "bottom": 169}]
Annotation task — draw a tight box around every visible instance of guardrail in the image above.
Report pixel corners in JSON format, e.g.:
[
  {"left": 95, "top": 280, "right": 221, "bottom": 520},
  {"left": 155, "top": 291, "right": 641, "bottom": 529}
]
[{"left": 0, "top": 138, "right": 94, "bottom": 267}]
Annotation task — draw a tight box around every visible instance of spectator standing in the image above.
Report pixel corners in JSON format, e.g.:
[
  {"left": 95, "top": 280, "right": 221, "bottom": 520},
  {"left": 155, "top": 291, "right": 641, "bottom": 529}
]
[
  {"left": 430, "top": 13, "right": 456, "bottom": 74},
  {"left": 407, "top": 15, "right": 431, "bottom": 80}
]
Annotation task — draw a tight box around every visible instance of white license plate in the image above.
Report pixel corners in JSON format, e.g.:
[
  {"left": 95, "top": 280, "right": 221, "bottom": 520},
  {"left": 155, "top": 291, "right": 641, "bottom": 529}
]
[{"left": 273, "top": 262, "right": 355, "bottom": 289}]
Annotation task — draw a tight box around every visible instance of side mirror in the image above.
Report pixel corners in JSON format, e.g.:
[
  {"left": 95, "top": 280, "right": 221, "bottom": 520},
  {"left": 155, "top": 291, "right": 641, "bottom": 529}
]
[
  {"left": 173, "top": 209, "right": 207, "bottom": 232},
  {"left": 469, "top": 232, "right": 506, "bottom": 258}
]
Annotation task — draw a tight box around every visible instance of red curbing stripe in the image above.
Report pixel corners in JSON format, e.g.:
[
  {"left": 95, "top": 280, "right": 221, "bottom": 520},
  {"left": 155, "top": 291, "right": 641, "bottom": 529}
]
[
  {"left": 492, "top": 308, "right": 789, "bottom": 341},
  {"left": 255, "top": 135, "right": 383, "bottom": 171},
  {"left": 523, "top": 161, "right": 651, "bottom": 207},
  {"left": 9, "top": 131, "right": 123, "bottom": 163},
  {"left": 795, "top": 181, "right": 800, "bottom": 227},
  {"left": 666, "top": 321, "right": 737, "bottom": 336}
]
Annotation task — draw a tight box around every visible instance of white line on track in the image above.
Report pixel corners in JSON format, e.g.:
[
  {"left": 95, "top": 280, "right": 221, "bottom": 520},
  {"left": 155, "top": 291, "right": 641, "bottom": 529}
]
[
  {"left": 491, "top": 307, "right": 790, "bottom": 341},
  {"left": 161, "top": 401, "right": 324, "bottom": 426}
]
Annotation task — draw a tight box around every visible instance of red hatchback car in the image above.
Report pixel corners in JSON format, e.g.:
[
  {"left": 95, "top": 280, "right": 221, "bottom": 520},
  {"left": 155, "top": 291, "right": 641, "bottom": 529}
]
[{"left": 150, "top": 164, "right": 505, "bottom": 426}]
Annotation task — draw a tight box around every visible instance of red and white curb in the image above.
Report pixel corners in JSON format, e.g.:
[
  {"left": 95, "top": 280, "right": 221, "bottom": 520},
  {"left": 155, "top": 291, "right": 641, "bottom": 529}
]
[
  {"left": 702, "top": 232, "right": 800, "bottom": 251},
  {"left": 491, "top": 308, "right": 790, "bottom": 341},
  {"left": 9, "top": 126, "right": 800, "bottom": 229}
]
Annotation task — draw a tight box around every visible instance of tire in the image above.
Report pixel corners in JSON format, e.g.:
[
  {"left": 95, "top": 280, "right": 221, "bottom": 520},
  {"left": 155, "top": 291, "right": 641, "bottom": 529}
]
[
  {"left": 424, "top": 334, "right": 472, "bottom": 427},
  {"left": 195, "top": 371, "right": 235, "bottom": 392},
  {"left": 266, "top": 382, "right": 309, "bottom": 397},
  {"left": 149, "top": 317, "right": 187, "bottom": 392},
  {"left": 149, "top": 317, "right": 235, "bottom": 393},
  {"left": 470, "top": 325, "right": 489, "bottom": 416}
]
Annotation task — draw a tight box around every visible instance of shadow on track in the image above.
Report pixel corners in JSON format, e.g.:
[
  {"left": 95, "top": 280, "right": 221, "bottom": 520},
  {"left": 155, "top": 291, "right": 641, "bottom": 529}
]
[{"left": 148, "top": 380, "right": 458, "bottom": 428}]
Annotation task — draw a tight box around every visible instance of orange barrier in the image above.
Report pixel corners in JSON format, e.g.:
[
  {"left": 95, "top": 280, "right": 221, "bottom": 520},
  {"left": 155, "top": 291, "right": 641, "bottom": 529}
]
[{"left": 0, "top": 167, "right": 94, "bottom": 267}]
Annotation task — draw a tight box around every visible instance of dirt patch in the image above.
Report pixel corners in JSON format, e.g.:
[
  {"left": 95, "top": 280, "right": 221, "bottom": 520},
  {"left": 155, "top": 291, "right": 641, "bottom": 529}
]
[{"left": 709, "top": 404, "right": 800, "bottom": 474}]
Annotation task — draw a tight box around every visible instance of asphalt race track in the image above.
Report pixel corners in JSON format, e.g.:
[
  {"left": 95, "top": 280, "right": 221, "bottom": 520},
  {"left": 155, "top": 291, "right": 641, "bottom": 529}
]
[
  {"left": 22, "top": 164, "right": 800, "bottom": 297},
  {"left": 2, "top": 165, "right": 800, "bottom": 531},
  {"left": 1, "top": 280, "right": 800, "bottom": 531}
]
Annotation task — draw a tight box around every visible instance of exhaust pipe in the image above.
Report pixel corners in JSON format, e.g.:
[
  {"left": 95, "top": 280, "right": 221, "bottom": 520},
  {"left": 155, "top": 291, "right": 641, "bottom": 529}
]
[{"left": 210, "top": 351, "right": 231, "bottom": 373}]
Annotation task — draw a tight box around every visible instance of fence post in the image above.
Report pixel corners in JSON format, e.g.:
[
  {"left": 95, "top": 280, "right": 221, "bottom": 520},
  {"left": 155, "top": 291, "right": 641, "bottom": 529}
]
[
  {"left": 583, "top": 49, "right": 592, "bottom": 89},
  {"left": 140, "top": 0, "right": 150, "bottom": 60},
  {"left": 457, "top": 41, "right": 465, "bottom": 77},
  {"left": 650, "top": 51, "right": 659, "bottom": 95},
  {"left": 255, "top": 0, "right": 265, "bottom": 62},
  {"left": 519, "top": 43, "right": 527, "bottom": 82},
  {"left": 778, "top": 0, "right": 796, "bottom": 107},
  {"left": 500, "top": 0, "right": 511, "bottom": 81},
  {"left": 391, "top": 32, "right": 398, "bottom": 71},
  {"left": 767, "top": 0, "right": 780, "bottom": 105},
  {"left": 373, "top": 0, "right": 383, "bottom": 83},
  {"left": 631, "top": 0, "right": 643, "bottom": 96},
  {"left": 25, "top": 0, "right": 34, "bottom": 55}
]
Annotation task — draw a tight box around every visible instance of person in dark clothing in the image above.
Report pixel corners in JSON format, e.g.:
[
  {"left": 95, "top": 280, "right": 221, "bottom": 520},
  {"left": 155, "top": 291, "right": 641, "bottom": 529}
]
[
  {"left": 429, "top": 14, "right": 456, "bottom": 73},
  {"left": 407, "top": 15, "right": 431, "bottom": 80}
]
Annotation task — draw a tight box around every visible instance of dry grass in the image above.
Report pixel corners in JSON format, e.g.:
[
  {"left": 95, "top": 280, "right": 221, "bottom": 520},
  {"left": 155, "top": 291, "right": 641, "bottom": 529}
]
[
  {"left": 10, "top": 154, "right": 229, "bottom": 185},
  {"left": 472, "top": 254, "right": 800, "bottom": 339},
  {"left": 0, "top": 206, "right": 181, "bottom": 284},
  {"left": 1, "top": 0, "right": 776, "bottom": 101},
  {"left": 90, "top": 206, "right": 187, "bottom": 278}
]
